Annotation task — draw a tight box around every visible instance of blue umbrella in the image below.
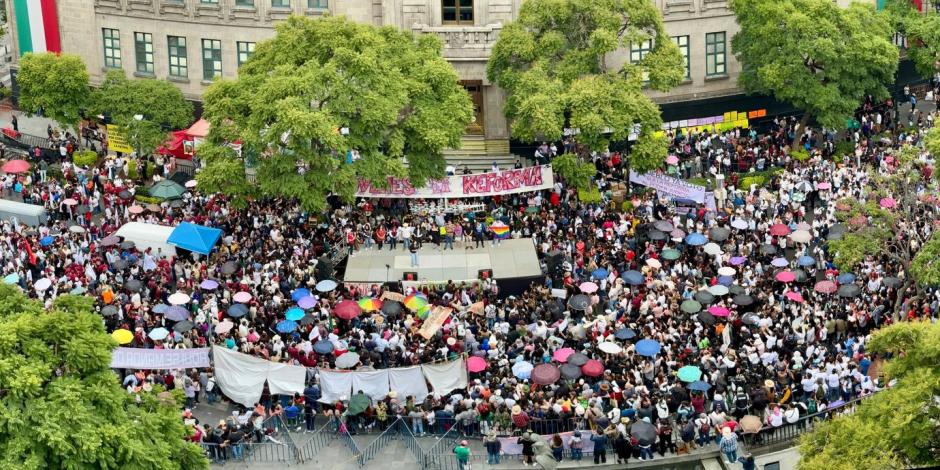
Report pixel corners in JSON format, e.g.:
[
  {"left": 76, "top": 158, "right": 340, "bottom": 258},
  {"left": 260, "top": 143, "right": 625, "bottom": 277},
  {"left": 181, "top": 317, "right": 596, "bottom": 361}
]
[
  {"left": 3, "top": 273, "right": 20, "bottom": 284},
  {"left": 837, "top": 273, "right": 856, "bottom": 284},
  {"left": 614, "top": 328, "right": 636, "bottom": 340},
  {"left": 689, "top": 381, "right": 712, "bottom": 392},
  {"left": 685, "top": 233, "right": 707, "bottom": 246},
  {"left": 165, "top": 306, "right": 190, "bottom": 321},
  {"left": 152, "top": 304, "right": 170, "bottom": 314},
  {"left": 512, "top": 361, "right": 534, "bottom": 380},
  {"left": 622, "top": 270, "right": 645, "bottom": 286},
  {"left": 798, "top": 256, "right": 815, "bottom": 267},
  {"left": 314, "top": 339, "right": 334, "bottom": 354},
  {"left": 292, "top": 288, "right": 311, "bottom": 302},
  {"left": 285, "top": 307, "right": 305, "bottom": 321},
  {"left": 227, "top": 303, "right": 249, "bottom": 318},
  {"left": 40, "top": 236, "right": 55, "bottom": 247},
  {"left": 315, "top": 279, "right": 338, "bottom": 292},
  {"left": 592, "top": 268, "right": 609, "bottom": 280},
  {"left": 717, "top": 275, "right": 734, "bottom": 286},
  {"left": 276, "top": 319, "right": 298, "bottom": 333},
  {"left": 635, "top": 339, "right": 662, "bottom": 357}
]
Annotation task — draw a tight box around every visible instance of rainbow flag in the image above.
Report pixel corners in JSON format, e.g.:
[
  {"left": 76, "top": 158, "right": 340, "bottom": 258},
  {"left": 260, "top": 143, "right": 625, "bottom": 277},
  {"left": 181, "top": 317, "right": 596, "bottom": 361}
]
[
  {"left": 13, "top": 0, "right": 61, "bottom": 55},
  {"left": 490, "top": 223, "right": 510, "bottom": 239}
]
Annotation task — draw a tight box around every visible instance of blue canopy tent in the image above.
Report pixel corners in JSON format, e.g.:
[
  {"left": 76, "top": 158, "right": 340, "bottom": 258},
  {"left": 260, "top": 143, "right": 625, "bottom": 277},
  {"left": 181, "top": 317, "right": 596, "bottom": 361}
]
[{"left": 167, "top": 222, "right": 223, "bottom": 255}]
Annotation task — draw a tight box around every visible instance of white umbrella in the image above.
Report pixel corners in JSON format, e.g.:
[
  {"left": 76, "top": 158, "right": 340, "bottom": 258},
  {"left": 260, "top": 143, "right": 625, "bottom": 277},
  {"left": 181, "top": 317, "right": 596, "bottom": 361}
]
[
  {"left": 33, "top": 278, "right": 51, "bottom": 291},
  {"left": 789, "top": 230, "right": 812, "bottom": 244},
  {"left": 335, "top": 352, "right": 360, "bottom": 369},
  {"left": 708, "top": 285, "right": 729, "bottom": 296},
  {"left": 168, "top": 292, "right": 191, "bottom": 305},
  {"left": 646, "top": 258, "right": 662, "bottom": 269},
  {"left": 148, "top": 327, "right": 170, "bottom": 341},
  {"left": 718, "top": 267, "right": 736, "bottom": 277},
  {"left": 704, "top": 243, "right": 723, "bottom": 256},
  {"left": 63, "top": 198, "right": 78, "bottom": 206},
  {"left": 730, "top": 219, "right": 749, "bottom": 230},
  {"left": 69, "top": 225, "right": 86, "bottom": 234},
  {"left": 184, "top": 180, "right": 198, "bottom": 188},
  {"left": 233, "top": 291, "right": 252, "bottom": 303},
  {"left": 598, "top": 342, "right": 623, "bottom": 354}
]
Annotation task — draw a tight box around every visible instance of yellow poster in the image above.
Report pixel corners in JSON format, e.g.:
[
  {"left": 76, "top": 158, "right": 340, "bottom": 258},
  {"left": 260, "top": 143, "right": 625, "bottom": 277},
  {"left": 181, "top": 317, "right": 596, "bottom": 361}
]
[{"left": 106, "top": 124, "right": 134, "bottom": 154}]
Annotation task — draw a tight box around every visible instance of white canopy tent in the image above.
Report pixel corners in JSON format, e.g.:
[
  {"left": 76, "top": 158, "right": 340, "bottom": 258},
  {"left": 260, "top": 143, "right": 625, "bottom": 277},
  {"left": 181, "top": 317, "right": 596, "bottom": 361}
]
[
  {"left": 114, "top": 222, "right": 177, "bottom": 256},
  {"left": 0, "top": 199, "right": 47, "bottom": 226}
]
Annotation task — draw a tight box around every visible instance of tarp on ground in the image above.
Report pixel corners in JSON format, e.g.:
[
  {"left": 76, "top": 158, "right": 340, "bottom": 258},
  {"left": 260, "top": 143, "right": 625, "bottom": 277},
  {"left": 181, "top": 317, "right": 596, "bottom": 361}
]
[
  {"left": 421, "top": 358, "right": 467, "bottom": 396},
  {"left": 167, "top": 222, "right": 222, "bottom": 255}
]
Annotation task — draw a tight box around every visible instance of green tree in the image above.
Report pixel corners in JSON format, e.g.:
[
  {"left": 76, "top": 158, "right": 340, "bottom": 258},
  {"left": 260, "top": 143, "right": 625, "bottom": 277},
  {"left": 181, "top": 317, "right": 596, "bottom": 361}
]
[
  {"left": 487, "top": 0, "right": 684, "bottom": 173},
  {"left": 0, "top": 285, "right": 207, "bottom": 469},
  {"left": 551, "top": 153, "right": 596, "bottom": 190},
  {"left": 885, "top": 0, "right": 940, "bottom": 79},
  {"left": 91, "top": 70, "right": 193, "bottom": 129},
  {"left": 798, "top": 321, "right": 940, "bottom": 470},
  {"left": 828, "top": 146, "right": 938, "bottom": 316},
  {"left": 17, "top": 52, "right": 89, "bottom": 127},
  {"left": 730, "top": 0, "right": 898, "bottom": 136},
  {"left": 197, "top": 15, "right": 473, "bottom": 212}
]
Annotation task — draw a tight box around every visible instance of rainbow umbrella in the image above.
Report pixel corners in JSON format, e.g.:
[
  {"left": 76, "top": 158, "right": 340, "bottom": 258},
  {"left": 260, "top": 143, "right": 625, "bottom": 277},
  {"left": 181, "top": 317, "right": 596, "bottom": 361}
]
[
  {"left": 358, "top": 298, "right": 382, "bottom": 312},
  {"left": 404, "top": 293, "right": 429, "bottom": 312},
  {"left": 489, "top": 222, "right": 511, "bottom": 239},
  {"left": 416, "top": 304, "right": 431, "bottom": 320}
]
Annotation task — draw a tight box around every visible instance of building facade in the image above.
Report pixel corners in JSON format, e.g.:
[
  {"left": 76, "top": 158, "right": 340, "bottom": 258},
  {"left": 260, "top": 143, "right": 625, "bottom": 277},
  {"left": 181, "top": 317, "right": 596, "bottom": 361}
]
[{"left": 5, "top": 0, "right": 765, "bottom": 152}]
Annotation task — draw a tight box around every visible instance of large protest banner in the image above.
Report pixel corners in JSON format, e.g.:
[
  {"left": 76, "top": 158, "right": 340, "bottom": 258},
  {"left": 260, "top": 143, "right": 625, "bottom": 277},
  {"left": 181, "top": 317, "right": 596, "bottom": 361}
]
[
  {"left": 629, "top": 170, "right": 707, "bottom": 203},
  {"left": 110, "top": 347, "right": 210, "bottom": 369},
  {"left": 418, "top": 306, "right": 452, "bottom": 340},
  {"left": 356, "top": 165, "right": 554, "bottom": 199}
]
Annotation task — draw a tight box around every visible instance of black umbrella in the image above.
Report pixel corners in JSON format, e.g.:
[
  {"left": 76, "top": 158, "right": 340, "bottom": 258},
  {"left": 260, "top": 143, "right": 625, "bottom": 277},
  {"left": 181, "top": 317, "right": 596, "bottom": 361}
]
[
  {"left": 112, "top": 259, "right": 128, "bottom": 270},
  {"left": 653, "top": 221, "right": 674, "bottom": 232},
  {"left": 169, "top": 200, "right": 184, "bottom": 208},
  {"left": 567, "top": 352, "right": 589, "bottom": 367},
  {"left": 381, "top": 300, "right": 403, "bottom": 316},
  {"left": 221, "top": 261, "right": 239, "bottom": 276},
  {"left": 568, "top": 294, "right": 591, "bottom": 311},
  {"left": 733, "top": 294, "right": 754, "bottom": 306},
  {"left": 648, "top": 230, "right": 667, "bottom": 241},
  {"left": 124, "top": 279, "right": 142, "bottom": 292},
  {"left": 298, "top": 314, "right": 317, "bottom": 326},
  {"left": 120, "top": 241, "right": 136, "bottom": 250},
  {"left": 741, "top": 313, "right": 761, "bottom": 325},
  {"left": 694, "top": 291, "right": 715, "bottom": 304},
  {"left": 118, "top": 190, "right": 133, "bottom": 200},
  {"left": 631, "top": 421, "right": 657, "bottom": 447},
  {"left": 100, "top": 305, "right": 118, "bottom": 317},
  {"left": 792, "top": 269, "right": 809, "bottom": 283},
  {"left": 760, "top": 244, "right": 777, "bottom": 255},
  {"left": 100, "top": 235, "right": 121, "bottom": 247},
  {"left": 729, "top": 285, "right": 747, "bottom": 296},
  {"left": 883, "top": 277, "right": 902, "bottom": 288},
  {"left": 227, "top": 304, "right": 249, "bottom": 318},
  {"left": 838, "top": 284, "right": 861, "bottom": 298},
  {"left": 173, "top": 320, "right": 195, "bottom": 332},
  {"left": 697, "top": 311, "right": 716, "bottom": 325},
  {"left": 709, "top": 227, "right": 731, "bottom": 241},
  {"left": 560, "top": 363, "right": 582, "bottom": 380},
  {"left": 546, "top": 301, "right": 563, "bottom": 318}
]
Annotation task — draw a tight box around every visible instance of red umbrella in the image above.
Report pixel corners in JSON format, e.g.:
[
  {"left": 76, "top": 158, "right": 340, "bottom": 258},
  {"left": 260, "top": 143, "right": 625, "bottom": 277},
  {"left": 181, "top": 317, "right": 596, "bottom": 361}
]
[
  {"left": 467, "top": 356, "right": 487, "bottom": 373},
  {"left": 531, "top": 363, "right": 561, "bottom": 385},
  {"left": 775, "top": 271, "right": 795, "bottom": 283},
  {"left": 333, "top": 300, "right": 362, "bottom": 320},
  {"left": 1, "top": 159, "right": 30, "bottom": 174},
  {"left": 769, "top": 224, "right": 791, "bottom": 236},
  {"left": 814, "top": 280, "right": 837, "bottom": 294},
  {"left": 581, "top": 359, "right": 604, "bottom": 377}
]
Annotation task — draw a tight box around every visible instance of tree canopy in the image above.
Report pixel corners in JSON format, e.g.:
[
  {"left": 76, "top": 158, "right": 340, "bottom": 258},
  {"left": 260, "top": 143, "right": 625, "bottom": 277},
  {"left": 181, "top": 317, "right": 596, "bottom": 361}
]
[
  {"left": 486, "top": 0, "right": 684, "bottom": 173},
  {"left": 197, "top": 15, "right": 473, "bottom": 212},
  {"left": 91, "top": 70, "right": 193, "bottom": 130},
  {"left": 730, "top": 0, "right": 898, "bottom": 129},
  {"left": 798, "top": 321, "right": 940, "bottom": 470},
  {"left": 17, "top": 52, "right": 89, "bottom": 126},
  {"left": 0, "top": 285, "right": 207, "bottom": 469},
  {"left": 885, "top": 0, "right": 940, "bottom": 79}
]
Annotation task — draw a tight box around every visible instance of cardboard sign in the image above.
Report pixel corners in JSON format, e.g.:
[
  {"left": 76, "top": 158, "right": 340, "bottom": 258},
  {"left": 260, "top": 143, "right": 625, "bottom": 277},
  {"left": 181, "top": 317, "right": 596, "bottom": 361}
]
[{"left": 418, "top": 306, "right": 452, "bottom": 340}]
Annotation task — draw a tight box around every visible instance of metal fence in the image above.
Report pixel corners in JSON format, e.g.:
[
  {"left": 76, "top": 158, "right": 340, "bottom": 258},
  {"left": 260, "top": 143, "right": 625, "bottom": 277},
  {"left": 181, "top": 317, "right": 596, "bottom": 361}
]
[
  {"left": 295, "top": 420, "right": 338, "bottom": 463},
  {"left": 358, "top": 418, "right": 405, "bottom": 466},
  {"left": 397, "top": 418, "right": 426, "bottom": 464}
]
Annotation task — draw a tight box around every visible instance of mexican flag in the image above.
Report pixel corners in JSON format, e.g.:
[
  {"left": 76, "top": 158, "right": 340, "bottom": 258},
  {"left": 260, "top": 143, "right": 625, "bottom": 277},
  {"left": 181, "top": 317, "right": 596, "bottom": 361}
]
[{"left": 13, "top": 0, "right": 61, "bottom": 55}]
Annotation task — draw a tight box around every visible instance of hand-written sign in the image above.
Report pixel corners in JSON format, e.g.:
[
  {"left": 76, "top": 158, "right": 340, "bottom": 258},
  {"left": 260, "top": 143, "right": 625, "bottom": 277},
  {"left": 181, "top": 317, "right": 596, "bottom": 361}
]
[
  {"left": 356, "top": 165, "right": 554, "bottom": 199},
  {"left": 418, "top": 306, "right": 452, "bottom": 340}
]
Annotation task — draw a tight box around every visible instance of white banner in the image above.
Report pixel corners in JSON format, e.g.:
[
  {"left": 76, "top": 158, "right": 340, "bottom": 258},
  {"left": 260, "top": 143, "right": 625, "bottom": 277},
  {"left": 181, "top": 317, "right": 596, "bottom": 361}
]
[
  {"left": 213, "top": 346, "right": 269, "bottom": 408},
  {"left": 388, "top": 366, "right": 429, "bottom": 404},
  {"left": 318, "top": 369, "right": 354, "bottom": 404},
  {"left": 350, "top": 369, "right": 391, "bottom": 402},
  {"left": 629, "top": 170, "right": 707, "bottom": 203},
  {"left": 356, "top": 165, "right": 554, "bottom": 199},
  {"left": 110, "top": 347, "right": 210, "bottom": 369},
  {"left": 267, "top": 361, "right": 307, "bottom": 397},
  {"left": 421, "top": 358, "right": 468, "bottom": 396}
]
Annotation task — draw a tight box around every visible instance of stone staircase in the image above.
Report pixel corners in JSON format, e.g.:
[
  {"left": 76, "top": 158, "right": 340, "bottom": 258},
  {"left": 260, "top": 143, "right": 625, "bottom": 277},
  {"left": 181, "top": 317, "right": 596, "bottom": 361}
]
[{"left": 442, "top": 135, "right": 520, "bottom": 173}]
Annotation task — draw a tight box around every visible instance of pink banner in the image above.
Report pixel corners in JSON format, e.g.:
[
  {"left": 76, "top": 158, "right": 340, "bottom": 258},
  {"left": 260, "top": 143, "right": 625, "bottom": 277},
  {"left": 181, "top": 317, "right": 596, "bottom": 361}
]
[{"left": 355, "top": 165, "right": 554, "bottom": 199}]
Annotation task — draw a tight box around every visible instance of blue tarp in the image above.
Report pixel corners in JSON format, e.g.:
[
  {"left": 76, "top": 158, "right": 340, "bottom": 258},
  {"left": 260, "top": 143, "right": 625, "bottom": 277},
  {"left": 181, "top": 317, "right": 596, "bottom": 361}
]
[{"left": 167, "top": 222, "right": 222, "bottom": 255}]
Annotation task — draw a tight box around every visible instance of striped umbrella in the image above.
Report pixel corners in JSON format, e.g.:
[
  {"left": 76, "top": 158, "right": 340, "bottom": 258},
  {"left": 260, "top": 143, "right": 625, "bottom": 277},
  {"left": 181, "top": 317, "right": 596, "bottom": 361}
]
[{"left": 358, "top": 298, "right": 382, "bottom": 312}]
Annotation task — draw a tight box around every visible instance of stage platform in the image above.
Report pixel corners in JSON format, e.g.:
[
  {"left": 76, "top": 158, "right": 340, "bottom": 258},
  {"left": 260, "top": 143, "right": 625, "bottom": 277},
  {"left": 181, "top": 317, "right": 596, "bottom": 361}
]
[{"left": 343, "top": 238, "right": 542, "bottom": 283}]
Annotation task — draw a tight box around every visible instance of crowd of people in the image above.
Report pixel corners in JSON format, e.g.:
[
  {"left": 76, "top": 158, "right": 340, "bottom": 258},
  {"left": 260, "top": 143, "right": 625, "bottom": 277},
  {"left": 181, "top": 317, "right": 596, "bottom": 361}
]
[{"left": 0, "top": 90, "right": 936, "bottom": 467}]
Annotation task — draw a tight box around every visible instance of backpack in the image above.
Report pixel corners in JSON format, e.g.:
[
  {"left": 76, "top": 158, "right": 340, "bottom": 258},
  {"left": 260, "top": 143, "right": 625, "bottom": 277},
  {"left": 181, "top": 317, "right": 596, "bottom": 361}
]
[
  {"left": 735, "top": 394, "right": 749, "bottom": 411},
  {"left": 806, "top": 399, "right": 817, "bottom": 414},
  {"left": 699, "top": 420, "right": 710, "bottom": 435}
]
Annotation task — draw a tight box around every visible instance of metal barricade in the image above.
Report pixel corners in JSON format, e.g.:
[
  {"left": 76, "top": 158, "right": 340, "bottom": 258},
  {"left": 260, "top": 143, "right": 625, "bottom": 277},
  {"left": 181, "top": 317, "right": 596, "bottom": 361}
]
[
  {"left": 397, "top": 418, "right": 425, "bottom": 465},
  {"left": 295, "top": 420, "right": 338, "bottom": 464},
  {"left": 357, "top": 417, "right": 403, "bottom": 466}
]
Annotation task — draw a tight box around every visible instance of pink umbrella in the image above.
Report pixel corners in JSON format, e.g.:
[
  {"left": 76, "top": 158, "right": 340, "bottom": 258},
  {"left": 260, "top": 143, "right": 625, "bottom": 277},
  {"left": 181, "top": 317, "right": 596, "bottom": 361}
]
[
  {"left": 707, "top": 306, "right": 729, "bottom": 317},
  {"left": 467, "top": 356, "right": 487, "bottom": 373},
  {"left": 581, "top": 359, "right": 604, "bottom": 377},
  {"left": 63, "top": 198, "right": 79, "bottom": 206},
  {"left": 128, "top": 205, "right": 144, "bottom": 214},
  {"left": 531, "top": 363, "right": 561, "bottom": 385},
  {"left": 775, "top": 271, "right": 796, "bottom": 283},
  {"left": 666, "top": 155, "right": 679, "bottom": 165},
  {"left": 553, "top": 347, "right": 575, "bottom": 363},
  {"left": 786, "top": 291, "right": 804, "bottom": 303},
  {"left": 879, "top": 197, "right": 896, "bottom": 209},
  {"left": 817, "top": 182, "right": 831, "bottom": 190},
  {"left": 579, "top": 282, "right": 598, "bottom": 293},
  {"left": 215, "top": 320, "right": 234, "bottom": 334},
  {"left": 233, "top": 291, "right": 252, "bottom": 303},
  {"left": 1, "top": 159, "right": 29, "bottom": 173},
  {"left": 769, "top": 224, "right": 791, "bottom": 236},
  {"left": 814, "top": 280, "right": 837, "bottom": 294}
]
